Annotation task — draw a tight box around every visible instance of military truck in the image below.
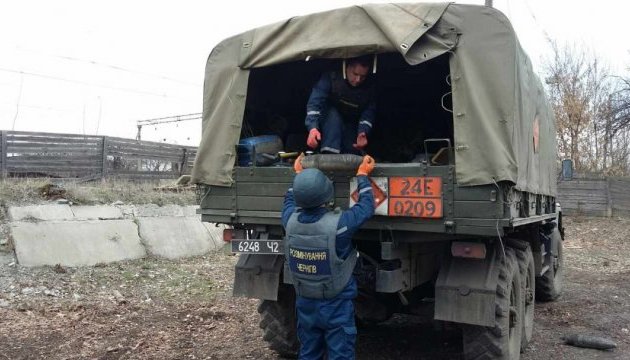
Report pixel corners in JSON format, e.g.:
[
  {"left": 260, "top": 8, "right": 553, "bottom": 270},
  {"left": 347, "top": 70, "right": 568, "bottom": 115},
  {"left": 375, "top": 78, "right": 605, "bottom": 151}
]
[{"left": 192, "top": 3, "right": 565, "bottom": 359}]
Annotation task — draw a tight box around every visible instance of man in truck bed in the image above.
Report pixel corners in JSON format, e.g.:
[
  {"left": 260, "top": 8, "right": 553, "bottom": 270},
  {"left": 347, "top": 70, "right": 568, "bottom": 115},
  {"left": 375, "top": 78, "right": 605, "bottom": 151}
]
[
  {"left": 305, "top": 56, "right": 377, "bottom": 154},
  {"left": 282, "top": 154, "right": 376, "bottom": 359}
]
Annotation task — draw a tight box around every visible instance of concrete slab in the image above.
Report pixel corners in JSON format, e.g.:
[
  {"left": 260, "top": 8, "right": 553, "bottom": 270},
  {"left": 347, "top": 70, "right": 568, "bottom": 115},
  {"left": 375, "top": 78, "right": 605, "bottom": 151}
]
[
  {"left": 183, "top": 206, "right": 200, "bottom": 217},
  {"left": 138, "top": 217, "right": 223, "bottom": 259},
  {"left": 202, "top": 222, "right": 228, "bottom": 249},
  {"left": 8, "top": 205, "right": 74, "bottom": 221},
  {"left": 71, "top": 206, "right": 123, "bottom": 220},
  {"left": 118, "top": 205, "right": 136, "bottom": 218},
  {"left": 135, "top": 204, "right": 184, "bottom": 217},
  {"left": 0, "top": 252, "right": 15, "bottom": 265},
  {"left": 12, "top": 220, "right": 146, "bottom": 266}
]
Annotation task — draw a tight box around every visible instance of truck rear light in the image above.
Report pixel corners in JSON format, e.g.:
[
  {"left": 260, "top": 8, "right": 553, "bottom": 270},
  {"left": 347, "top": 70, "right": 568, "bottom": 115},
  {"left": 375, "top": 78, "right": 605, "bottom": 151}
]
[
  {"left": 451, "top": 242, "right": 486, "bottom": 259},
  {"left": 222, "top": 229, "right": 232, "bottom": 242},
  {"left": 223, "top": 229, "right": 245, "bottom": 242}
]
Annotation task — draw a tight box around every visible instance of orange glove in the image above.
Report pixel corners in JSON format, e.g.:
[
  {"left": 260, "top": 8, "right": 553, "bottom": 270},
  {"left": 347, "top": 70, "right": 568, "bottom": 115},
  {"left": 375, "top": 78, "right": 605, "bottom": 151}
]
[
  {"left": 307, "top": 129, "right": 321, "bottom": 149},
  {"left": 356, "top": 155, "right": 375, "bottom": 176},
  {"left": 353, "top": 132, "right": 368, "bottom": 150},
  {"left": 294, "top": 153, "right": 305, "bottom": 174}
]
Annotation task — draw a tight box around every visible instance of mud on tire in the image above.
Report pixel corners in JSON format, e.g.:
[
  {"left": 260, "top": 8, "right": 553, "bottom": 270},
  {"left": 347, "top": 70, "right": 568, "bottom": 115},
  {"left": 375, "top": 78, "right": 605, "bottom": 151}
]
[
  {"left": 508, "top": 239, "right": 535, "bottom": 351},
  {"left": 257, "top": 285, "right": 300, "bottom": 358},
  {"left": 535, "top": 226, "right": 564, "bottom": 302},
  {"left": 462, "top": 247, "right": 523, "bottom": 360}
]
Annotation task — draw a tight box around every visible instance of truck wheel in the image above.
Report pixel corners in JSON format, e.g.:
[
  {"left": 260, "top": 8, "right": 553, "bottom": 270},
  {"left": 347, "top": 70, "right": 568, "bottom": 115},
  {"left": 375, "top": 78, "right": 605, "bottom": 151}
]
[
  {"left": 258, "top": 285, "right": 299, "bottom": 358},
  {"left": 462, "top": 247, "right": 523, "bottom": 360},
  {"left": 508, "top": 239, "right": 535, "bottom": 351},
  {"left": 535, "top": 227, "right": 564, "bottom": 302}
]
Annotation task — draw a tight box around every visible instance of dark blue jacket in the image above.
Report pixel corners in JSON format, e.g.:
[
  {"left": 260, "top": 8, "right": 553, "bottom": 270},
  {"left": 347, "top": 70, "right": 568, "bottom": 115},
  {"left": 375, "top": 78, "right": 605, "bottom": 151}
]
[
  {"left": 282, "top": 175, "right": 375, "bottom": 300},
  {"left": 305, "top": 72, "right": 376, "bottom": 136}
]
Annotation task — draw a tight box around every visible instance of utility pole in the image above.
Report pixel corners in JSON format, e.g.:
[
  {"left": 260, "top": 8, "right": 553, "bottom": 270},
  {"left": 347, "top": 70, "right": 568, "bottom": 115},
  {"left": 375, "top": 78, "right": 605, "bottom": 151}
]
[
  {"left": 135, "top": 112, "right": 201, "bottom": 141},
  {"left": 96, "top": 96, "right": 102, "bottom": 135}
]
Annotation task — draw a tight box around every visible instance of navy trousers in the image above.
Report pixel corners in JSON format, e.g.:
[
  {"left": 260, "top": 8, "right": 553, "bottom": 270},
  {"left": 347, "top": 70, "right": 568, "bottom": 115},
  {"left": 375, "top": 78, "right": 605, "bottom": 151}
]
[
  {"left": 296, "top": 296, "right": 357, "bottom": 360},
  {"left": 320, "top": 108, "right": 361, "bottom": 155}
]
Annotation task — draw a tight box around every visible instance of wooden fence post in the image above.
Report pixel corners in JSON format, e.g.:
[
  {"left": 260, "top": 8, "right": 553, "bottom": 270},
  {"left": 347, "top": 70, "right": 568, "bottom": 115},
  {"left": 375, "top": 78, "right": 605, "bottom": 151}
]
[
  {"left": 101, "top": 136, "right": 108, "bottom": 180},
  {"left": 606, "top": 177, "right": 612, "bottom": 217},
  {"left": 1, "top": 131, "right": 7, "bottom": 179}
]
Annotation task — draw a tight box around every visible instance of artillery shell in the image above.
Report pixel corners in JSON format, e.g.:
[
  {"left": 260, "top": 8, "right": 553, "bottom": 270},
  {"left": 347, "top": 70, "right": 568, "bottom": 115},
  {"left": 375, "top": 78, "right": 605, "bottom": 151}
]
[
  {"left": 301, "top": 154, "right": 363, "bottom": 171},
  {"left": 562, "top": 334, "right": 616, "bottom": 350}
]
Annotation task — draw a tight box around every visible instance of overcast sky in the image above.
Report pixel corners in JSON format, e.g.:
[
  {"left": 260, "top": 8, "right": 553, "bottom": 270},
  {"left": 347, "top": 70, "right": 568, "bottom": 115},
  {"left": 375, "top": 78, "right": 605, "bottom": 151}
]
[{"left": 1, "top": 0, "right": 628, "bottom": 146}]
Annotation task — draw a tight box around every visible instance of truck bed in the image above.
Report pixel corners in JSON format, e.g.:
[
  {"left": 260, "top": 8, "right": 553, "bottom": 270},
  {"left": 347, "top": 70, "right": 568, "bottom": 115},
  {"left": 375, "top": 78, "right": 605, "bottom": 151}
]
[{"left": 198, "top": 164, "right": 557, "bottom": 237}]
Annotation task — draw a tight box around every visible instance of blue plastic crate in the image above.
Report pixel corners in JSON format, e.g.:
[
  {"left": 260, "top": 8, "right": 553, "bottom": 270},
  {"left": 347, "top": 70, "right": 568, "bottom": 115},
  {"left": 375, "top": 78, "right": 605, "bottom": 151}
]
[{"left": 237, "top": 135, "right": 283, "bottom": 166}]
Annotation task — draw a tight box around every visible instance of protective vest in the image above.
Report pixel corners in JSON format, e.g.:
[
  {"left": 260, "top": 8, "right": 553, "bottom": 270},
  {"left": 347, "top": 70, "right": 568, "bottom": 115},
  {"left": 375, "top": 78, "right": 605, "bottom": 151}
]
[
  {"left": 284, "top": 211, "right": 357, "bottom": 299},
  {"left": 329, "top": 71, "right": 374, "bottom": 121}
]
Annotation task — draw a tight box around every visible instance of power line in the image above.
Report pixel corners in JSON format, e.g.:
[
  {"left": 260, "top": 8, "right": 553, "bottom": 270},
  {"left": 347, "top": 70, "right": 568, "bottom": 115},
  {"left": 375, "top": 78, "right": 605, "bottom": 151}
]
[
  {"left": 0, "top": 67, "right": 192, "bottom": 100},
  {"left": 135, "top": 112, "right": 201, "bottom": 140},
  {"left": 0, "top": 101, "right": 71, "bottom": 113},
  {"left": 14, "top": 46, "right": 202, "bottom": 87},
  {"left": 522, "top": 0, "right": 552, "bottom": 43},
  {"left": 136, "top": 112, "right": 202, "bottom": 125}
]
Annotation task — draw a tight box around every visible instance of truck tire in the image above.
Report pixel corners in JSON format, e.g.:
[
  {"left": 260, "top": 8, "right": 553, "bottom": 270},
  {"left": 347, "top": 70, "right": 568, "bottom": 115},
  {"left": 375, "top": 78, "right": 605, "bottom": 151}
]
[
  {"left": 535, "top": 227, "right": 564, "bottom": 302},
  {"left": 508, "top": 239, "right": 535, "bottom": 351},
  {"left": 462, "top": 247, "right": 523, "bottom": 360},
  {"left": 258, "top": 285, "right": 299, "bottom": 358}
]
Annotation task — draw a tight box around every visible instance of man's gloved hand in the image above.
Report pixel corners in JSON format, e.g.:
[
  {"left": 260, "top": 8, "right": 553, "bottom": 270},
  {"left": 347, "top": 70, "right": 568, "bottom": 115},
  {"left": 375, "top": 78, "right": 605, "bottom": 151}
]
[
  {"left": 356, "top": 155, "right": 375, "bottom": 176},
  {"left": 294, "top": 153, "right": 305, "bottom": 174},
  {"left": 353, "top": 132, "right": 368, "bottom": 150},
  {"left": 307, "top": 129, "right": 321, "bottom": 149}
]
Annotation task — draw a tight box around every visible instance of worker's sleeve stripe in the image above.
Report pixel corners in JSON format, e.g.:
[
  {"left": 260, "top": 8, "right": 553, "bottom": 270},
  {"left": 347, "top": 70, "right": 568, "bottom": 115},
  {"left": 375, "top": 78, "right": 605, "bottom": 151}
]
[
  {"left": 321, "top": 147, "right": 340, "bottom": 154},
  {"left": 359, "top": 187, "right": 372, "bottom": 194},
  {"left": 288, "top": 188, "right": 293, "bottom": 192},
  {"left": 307, "top": 111, "right": 321, "bottom": 115},
  {"left": 359, "top": 120, "right": 373, "bottom": 128},
  {"left": 336, "top": 226, "right": 348, "bottom": 235}
]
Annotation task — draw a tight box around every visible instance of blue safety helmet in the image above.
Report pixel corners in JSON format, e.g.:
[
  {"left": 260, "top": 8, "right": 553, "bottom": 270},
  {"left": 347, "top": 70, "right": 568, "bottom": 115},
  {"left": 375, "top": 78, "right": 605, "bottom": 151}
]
[{"left": 293, "top": 168, "right": 334, "bottom": 209}]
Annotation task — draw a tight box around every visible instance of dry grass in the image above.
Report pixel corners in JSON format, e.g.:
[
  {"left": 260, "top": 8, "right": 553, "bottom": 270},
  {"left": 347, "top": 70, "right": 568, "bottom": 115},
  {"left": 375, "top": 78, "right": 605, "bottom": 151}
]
[
  {"left": 0, "top": 178, "right": 197, "bottom": 206},
  {"left": 1, "top": 216, "right": 629, "bottom": 358},
  {"left": 563, "top": 215, "right": 630, "bottom": 274}
]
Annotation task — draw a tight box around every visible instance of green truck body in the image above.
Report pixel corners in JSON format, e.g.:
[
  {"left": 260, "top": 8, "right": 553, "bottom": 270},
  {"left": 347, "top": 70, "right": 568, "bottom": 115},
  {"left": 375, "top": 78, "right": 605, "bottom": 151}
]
[{"left": 194, "top": 3, "right": 565, "bottom": 359}]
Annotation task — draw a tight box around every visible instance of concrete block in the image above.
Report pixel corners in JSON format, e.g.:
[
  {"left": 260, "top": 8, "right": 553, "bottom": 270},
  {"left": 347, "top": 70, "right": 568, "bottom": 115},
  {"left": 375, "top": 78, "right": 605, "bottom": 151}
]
[
  {"left": 135, "top": 204, "right": 184, "bottom": 217},
  {"left": 71, "top": 206, "right": 123, "bottom": 220},
  {"left": 8, "top": 205, "right": 74, "bottom": 221},
  {"left": 138, "top": 217, "right": 223, "bottom": 259},
  {"left": 202, "top": 222, "right": 228, "bottom": 248},
  {"left": 12, "top": 220, "right": 146, "bottom": 266},
  {"left": 0, "top": 252, "right": 15, "bottom": 265},
  {"left": 183, "top": 206, "right": 200, "bottom": 217},
  {"left": 116, "top": 205, "right": 136, "bottom": 218}
]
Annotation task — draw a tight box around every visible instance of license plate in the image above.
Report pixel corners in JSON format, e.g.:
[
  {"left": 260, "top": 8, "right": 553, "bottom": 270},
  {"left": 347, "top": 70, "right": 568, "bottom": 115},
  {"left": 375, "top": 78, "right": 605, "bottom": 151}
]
[
  {"left": 231, "top": 239, "right": 284, "bottom": 254},
  {"left": 388, "top": 177, "right": 443, "bottom": 218}
]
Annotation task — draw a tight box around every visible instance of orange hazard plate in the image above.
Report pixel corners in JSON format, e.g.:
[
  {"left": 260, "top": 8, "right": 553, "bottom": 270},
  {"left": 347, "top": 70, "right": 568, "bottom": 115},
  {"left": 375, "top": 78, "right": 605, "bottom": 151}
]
[{"left": 388, "top": 177, "right": 443, "bottom": 218}]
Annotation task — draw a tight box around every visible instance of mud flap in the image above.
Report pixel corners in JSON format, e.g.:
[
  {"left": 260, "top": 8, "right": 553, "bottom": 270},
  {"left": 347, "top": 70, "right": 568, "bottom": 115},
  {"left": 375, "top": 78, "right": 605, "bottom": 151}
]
[
  {"left": 434, "top": 245, "right": 500, "bottom": 327},
  {"left": 233, "top": 254, "right": 284, "bottom": 301}
]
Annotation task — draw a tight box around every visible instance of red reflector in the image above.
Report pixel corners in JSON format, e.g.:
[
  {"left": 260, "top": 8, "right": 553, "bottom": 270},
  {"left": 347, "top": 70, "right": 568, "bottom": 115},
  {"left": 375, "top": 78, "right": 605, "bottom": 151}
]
[
  {"left": 223, "top": 229, "right": 246, "bottom": 243},
  {"left": 451, "top": 242, "right": 486, "bottom": 259},
  {"left": 222, "top": 229, "right": 233, "bottom": 243}
]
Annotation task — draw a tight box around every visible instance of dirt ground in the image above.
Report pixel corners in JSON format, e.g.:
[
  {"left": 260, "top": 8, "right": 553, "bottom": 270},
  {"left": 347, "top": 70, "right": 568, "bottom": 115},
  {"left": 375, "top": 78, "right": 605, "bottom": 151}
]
[{"left": 1, "top": 216, "right": 629, "bottom": 359}]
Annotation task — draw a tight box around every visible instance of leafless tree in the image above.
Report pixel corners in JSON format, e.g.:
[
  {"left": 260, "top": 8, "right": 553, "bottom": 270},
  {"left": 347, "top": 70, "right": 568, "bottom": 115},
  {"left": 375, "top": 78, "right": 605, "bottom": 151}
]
[{"left": 543, "top": 41, "right": 630, "bottom": 175}]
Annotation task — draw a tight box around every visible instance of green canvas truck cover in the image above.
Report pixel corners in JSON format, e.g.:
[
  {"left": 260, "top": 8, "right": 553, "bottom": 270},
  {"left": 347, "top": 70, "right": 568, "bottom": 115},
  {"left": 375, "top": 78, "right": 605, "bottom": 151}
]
[{"left": 191, "top": 3, "right": 558, "bottom": 197}]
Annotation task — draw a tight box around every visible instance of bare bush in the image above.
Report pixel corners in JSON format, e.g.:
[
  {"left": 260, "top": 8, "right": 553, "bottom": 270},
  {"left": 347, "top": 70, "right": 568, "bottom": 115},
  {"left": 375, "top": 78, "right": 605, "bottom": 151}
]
[{"left": 544, "top": 42, "right": 630, "bottom": 175}]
